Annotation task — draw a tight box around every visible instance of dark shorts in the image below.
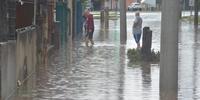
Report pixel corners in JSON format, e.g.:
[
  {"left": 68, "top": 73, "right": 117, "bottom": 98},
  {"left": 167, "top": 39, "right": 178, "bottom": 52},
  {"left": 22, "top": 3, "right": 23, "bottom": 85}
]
[
  {"left": 133, "top": 33, "right": 141, "bottom": 43},
  {"left": 86, "top": 29, "right": 94, "bottom": 40}
]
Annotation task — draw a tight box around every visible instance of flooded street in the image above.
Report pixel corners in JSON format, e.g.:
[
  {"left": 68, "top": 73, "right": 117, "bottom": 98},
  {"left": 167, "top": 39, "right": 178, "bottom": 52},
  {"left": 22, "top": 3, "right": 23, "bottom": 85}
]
[
  {"left": 12, "top": 12, "right": 200, "bottom": 100},
  {"left": 178, "top": 20, "right": 200, "bottom": 100}
]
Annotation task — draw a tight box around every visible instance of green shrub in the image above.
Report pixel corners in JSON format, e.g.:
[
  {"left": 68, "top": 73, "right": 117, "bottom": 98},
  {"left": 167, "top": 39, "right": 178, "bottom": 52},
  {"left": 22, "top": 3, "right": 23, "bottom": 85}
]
[
  {"left": 127, "top": 48, "right": 160, "bottom": 64},
  {"left": 151, "top": 49, "right": 160, "bottom": 62},
  {"left": 127, "top": 48, "right": 141, "bottom": 62}
]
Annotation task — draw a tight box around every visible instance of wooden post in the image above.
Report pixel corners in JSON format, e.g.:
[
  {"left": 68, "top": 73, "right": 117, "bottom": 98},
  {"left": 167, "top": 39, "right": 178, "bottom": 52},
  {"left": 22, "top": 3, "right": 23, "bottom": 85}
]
[{"left": 141, "top": 27, "right": 152, "bottom": 61}]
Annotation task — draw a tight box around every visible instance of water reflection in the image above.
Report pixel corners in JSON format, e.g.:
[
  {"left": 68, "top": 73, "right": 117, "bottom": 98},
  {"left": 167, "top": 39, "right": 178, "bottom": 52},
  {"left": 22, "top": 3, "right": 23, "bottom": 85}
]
[
  {"left": 178, "top": 22, "right": 200, "bottom": 100},
  {"left": 141, "top": 63, "right": 151, "bottom": 100},
  {"left": 192, "top": 27, "right": 200, "bottom": 100},
  {"left": 118, "top": 45, "right": 126, "bottom": 100},
  {"left": 192, "top": 27, "right": 198, "bottom": 100}
]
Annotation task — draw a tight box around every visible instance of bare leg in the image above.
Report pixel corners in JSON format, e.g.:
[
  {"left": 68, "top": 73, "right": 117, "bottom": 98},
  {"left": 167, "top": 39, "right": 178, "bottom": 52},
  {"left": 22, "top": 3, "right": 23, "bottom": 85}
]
[
  {"left": 137, "top": 43, "right": 140, "bottom": 49},
  {"left": 91, "top": 39, "right": 94, "bottom": 45},
  {"left": 85, "top": 37, "right": 89, "bottom": 47}
]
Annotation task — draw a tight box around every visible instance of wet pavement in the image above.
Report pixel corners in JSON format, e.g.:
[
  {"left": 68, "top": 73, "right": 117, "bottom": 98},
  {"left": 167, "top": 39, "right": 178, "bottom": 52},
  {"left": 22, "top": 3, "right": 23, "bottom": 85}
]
[{"left": 12, "top": 12, "right": 200, "bottom": 100}]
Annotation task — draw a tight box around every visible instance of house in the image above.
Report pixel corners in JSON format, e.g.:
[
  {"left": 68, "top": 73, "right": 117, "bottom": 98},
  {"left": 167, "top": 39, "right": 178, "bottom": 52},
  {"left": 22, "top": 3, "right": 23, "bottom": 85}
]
[
  {"left": 127, "top": 0, "right": 162, "bottom": 11},
  {"left": 126, "top": 0, "right": 141, "bottom": 9},
  {"left": 141, "top": 0, "right": 156, "bottom": 11}
]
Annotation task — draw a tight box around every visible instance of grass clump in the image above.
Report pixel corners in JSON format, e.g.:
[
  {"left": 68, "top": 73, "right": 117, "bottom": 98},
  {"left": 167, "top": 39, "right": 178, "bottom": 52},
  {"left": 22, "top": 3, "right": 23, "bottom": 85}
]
[
  {"left": 127, "top": 48, "right": 160, "bottom": 64},
  {"left": 127, "top": 48, "right": 141, "bottom": 63}
]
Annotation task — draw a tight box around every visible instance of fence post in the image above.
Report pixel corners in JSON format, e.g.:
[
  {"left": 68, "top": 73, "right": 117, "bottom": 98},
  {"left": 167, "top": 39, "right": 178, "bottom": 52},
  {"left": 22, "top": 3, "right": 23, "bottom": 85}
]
[{"left": 141, "top": 27, "right": 152, "bottom": 61}]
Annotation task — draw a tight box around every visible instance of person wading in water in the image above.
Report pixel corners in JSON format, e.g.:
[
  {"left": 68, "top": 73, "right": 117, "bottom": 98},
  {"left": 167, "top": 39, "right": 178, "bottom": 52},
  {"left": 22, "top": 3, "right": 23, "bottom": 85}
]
[
  {"left": 133, "top": 12, "right": 143, "bottom": 49},
  {"left": 85, "top": 9, "right": 95, "bottom": 47}
]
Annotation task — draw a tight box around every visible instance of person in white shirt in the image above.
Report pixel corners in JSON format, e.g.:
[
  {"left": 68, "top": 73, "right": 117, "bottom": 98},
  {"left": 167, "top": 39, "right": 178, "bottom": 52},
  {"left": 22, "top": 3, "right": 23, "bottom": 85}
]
[{"left": 132, "top": 12, "right": 143, "bottom": 48}]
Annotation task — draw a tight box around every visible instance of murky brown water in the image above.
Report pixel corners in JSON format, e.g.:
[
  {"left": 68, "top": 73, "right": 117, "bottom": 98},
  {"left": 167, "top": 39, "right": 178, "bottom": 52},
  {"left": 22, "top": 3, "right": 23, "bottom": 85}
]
[{"left": 11, "top": 12, "right": 200, "bottom": 100}]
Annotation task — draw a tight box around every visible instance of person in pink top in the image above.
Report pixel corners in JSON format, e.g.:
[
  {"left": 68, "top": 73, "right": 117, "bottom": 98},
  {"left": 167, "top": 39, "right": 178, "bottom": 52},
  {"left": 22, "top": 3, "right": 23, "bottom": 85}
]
[{"left": 85, "top": 9, "right": 94, "bottom": 47}]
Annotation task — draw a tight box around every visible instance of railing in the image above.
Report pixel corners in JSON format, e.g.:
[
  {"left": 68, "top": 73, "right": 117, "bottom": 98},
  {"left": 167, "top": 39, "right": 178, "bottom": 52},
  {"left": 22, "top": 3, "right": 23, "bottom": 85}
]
[{"left": 16, "top": 25, "right": 37, "bottom": 34}]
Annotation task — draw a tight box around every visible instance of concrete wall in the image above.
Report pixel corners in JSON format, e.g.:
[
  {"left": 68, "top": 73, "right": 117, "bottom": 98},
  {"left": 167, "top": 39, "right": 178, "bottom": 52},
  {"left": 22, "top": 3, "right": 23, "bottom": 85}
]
[
  {"left": 0, "top": 0, "right": 17, "bottom": 99},
  {"left": 16, "top": 27, "right": 37, "bottom": 83},
  {"left": 0, "top": 0, "right": 42, "bottom": 99},
  {"left": 0, "top": 27, "right": 37, "bottom": 100},
  {"left": 0, "top": 41, "right": 16, "bottom": 100}
]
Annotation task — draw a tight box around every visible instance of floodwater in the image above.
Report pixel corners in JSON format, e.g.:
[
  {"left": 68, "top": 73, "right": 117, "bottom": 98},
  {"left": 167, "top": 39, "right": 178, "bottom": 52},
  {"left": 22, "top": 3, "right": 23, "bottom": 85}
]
[
  {"left": 178, "top": 19, "right": 200, "bottom": 100},
  {"left": 12, "top": 12, "right": 200, "bottom": 100}
]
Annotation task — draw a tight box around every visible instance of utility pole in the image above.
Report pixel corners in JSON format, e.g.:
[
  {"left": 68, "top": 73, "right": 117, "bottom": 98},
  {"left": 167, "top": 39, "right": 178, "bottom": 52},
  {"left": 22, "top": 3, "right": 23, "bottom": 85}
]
[
  {"left": 104, "top": 0, "right": 109, "bottom": 28},
  {"left": 194, "top": 0, "right": 198, "bottom": 26},
  {"left": 120, "top": 0, "right": 127, "bottom": 44},
  {"left": 101, "top": 0, "right": 105, "bottom": 9},
  {"left": 160, "top": 0, "right": 179, "bottom": 100},
  {"left": 110, "top": 0, "right": 113, "bottom": 10},
  {"left": 179, "top": 0, "right": 182, "bottom": 19},
  {"left": 115, "top": 0, "right": 118, "bottom": 11},
  {"left": 33, "top": 0, "right": 37, "bottom": 25},
  {"left": 189, "top": 0, "right": 194, "bottom": 17},
  {"left": 100, "top": 0, "right": 104, "bottom": 24}
]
